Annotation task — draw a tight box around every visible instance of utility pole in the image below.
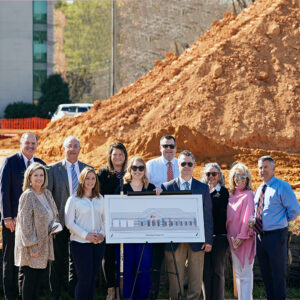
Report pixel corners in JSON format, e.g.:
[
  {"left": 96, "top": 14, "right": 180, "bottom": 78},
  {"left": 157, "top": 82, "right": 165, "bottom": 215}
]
[{"left": 111, "top": 0, "right": 117, "bottom": 96}]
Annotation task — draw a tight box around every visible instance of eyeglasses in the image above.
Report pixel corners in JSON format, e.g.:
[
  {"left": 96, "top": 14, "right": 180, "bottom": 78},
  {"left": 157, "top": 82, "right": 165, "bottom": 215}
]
[
  {"left": 235, "top": 174, "right": 247, "bottom": 179},
  {"left": 206, "top": 172, "right": 218, "bottom": 177},
  {"left": 131, "top": 165, "right": 145, "bottom": 172},
  {"left": 161, "top": 144, "right": 175, "bottom": 149},
  {"left": 180, "top": 162, "right": 194, "bottom": 167}
]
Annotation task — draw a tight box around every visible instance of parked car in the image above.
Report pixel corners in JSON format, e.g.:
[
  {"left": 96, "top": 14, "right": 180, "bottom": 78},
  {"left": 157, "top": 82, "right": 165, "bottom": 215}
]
[{"left": 51, "top": 103, "right": 92, "bottom": 121}]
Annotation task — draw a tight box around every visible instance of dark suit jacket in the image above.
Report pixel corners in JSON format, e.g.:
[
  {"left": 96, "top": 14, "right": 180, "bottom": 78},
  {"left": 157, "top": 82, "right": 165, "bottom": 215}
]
[
  {"left": 97, "top": 167, "right": 123, "bottom": 196},
  {"left": 162, "top": 177, "right": 213, "bottom": 252},
  {"left": 0, "top": 152, "right": 45, "bottom": 223},
  {"left": 47, "top": 159, "right": 91, "bottom": 226}
]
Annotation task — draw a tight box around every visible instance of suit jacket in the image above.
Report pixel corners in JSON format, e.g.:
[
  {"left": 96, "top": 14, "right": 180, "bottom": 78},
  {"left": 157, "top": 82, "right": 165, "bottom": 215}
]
[
  {"left": 162, "top": 177, "right": 213, "bottom": 252},
  {"left": 15, "top": 189, "right": 59, "bottom": 269},
  {"left": 47, "top": 159, "right": 90, "bottom": 226},
  {"left": 0, "top": 152, "right": 45, "bottom": 223}
]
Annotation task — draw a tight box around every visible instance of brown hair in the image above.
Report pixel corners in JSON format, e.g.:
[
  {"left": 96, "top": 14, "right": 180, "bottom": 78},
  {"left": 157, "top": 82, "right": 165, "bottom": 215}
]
[
  {"left": 106, "top": 142, "right": 128, "bottom": 173},
  {"left": 23, "top": 162, "right": 48, "bottom": 192},
  {"left": 76, "top": 167, "right": 100, "bottom": 198}
]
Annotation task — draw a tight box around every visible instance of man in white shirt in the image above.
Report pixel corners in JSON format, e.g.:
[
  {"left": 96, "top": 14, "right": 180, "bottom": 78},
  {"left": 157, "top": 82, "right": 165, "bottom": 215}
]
[
  {"left": 47, "top": 136, "right": 91, "bottom": 300},
  {"left": 146, "top": 135, "right": 179, "bottom": 299}
]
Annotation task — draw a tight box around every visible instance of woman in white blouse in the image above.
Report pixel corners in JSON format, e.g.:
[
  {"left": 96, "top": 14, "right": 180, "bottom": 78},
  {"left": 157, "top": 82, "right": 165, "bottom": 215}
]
[{"left": 65, "top": 167, "right": 105, "bottom": 300}]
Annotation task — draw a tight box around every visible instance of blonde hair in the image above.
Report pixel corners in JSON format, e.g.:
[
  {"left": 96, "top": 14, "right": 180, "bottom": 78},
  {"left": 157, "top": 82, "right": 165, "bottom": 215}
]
[
  {"left": 23, "top": 162, "right": 48, "bottom": 192},
  {"left": 76, "top": 167, "right": 100, "bottom": 198},
  {"left": 229, "top": 162, "right": 252, "bottom": 194},
  {"left": 123, "top": 157, "right": 149, "bottom": 189}
]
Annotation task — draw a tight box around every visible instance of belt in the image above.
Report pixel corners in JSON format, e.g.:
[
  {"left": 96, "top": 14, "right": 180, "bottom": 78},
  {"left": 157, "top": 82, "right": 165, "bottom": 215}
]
[{"left": 260, "top": 227, "right": 287, "bottom": 235}]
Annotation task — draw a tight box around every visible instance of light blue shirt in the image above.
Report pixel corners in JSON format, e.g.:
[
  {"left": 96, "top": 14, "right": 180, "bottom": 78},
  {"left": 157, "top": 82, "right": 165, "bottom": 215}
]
[
  {"left": 146, "top": 156, "right": 179, "bottom": 188},
  {"left": 254, "top": 176, "right": 300, "bottom": 231},
  {"left": 178, "top": 177, "right": 192, "bottom": 191}
]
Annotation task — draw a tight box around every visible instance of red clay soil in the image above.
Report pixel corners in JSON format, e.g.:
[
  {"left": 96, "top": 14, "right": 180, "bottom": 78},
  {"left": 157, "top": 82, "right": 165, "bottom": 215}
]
[{"left": 1, "top": 0, "right": 299, "bottom": 201}]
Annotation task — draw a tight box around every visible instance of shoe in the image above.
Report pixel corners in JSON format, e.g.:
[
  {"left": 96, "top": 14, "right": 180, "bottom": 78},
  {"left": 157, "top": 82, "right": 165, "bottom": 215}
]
[{"left": 106, "top": 287, "right": 115, "bottom": 300}]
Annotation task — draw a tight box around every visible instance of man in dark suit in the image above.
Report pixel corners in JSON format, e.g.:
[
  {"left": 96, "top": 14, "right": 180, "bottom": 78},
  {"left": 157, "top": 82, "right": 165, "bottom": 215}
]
[
  {"left": 47, "top": 136, "right": 91, "bottom": 300},
  {"left": 162, "top": 150, "right": 213, "bottom": 300},
  {"left": 0, "top": 132, "right": 45, "bottom": 300}
]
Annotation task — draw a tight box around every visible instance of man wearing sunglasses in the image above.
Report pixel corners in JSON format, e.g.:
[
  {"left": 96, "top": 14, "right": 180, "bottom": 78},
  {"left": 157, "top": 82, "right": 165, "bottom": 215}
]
[
  {"left": 146, "top": 135, "right": 180, "bottom": 299},
  {"left": 253, "top": 156, "right": 300, "bottom": 300},
  {"left": 162, "top": 150, "right": 213, "bottom": 300}
]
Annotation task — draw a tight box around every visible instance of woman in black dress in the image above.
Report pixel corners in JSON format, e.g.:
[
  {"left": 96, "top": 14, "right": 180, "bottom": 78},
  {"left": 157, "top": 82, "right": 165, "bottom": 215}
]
[
  {"left": 201, "top": 162, "right": 229, "bottom": 300},
  {"left": 115, "top": 157, "right": 156, "bottom": 300},
  {"left": 97, "top": 142, "right": 128, "bottom": 300}
]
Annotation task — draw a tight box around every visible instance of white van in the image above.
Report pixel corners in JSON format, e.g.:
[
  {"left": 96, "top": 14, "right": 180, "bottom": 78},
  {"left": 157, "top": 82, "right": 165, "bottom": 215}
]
[{"left": 51, "top": 103, "right": 92, "bottom": 122}]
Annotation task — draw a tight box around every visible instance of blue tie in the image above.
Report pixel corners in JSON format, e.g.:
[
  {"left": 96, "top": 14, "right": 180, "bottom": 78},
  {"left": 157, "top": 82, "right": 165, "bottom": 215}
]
[
  {"left": 184, "top": 181, "right": 190, "bottom": 190},
  {"left": 71, "top": 164, "right": 78, "bottom": 194}
]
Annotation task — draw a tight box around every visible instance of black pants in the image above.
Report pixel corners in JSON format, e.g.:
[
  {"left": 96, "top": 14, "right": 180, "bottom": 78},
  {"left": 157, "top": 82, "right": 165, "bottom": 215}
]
[
  {"left": 148, "top": 244, "right": 165, "bottom": 299},
  {"left": 103, "top": 243, "right": 118, "bottom": 288},
  {"left": 20, "top": 266, "right": 45, "bottom": 300},
  {"left": 202, "top": 235, "right": 228, "bottom": 300},
  {"left": 2, "top": 225, "right": 19, "bottom": 300},
  {"left": 49, "top": 227, "right": 76, "bottom": 298}
]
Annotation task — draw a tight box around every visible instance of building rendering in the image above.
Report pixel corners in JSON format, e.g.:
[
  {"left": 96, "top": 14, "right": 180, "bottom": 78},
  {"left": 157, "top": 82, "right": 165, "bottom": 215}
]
[{"left": 0, "top": 0, "right": 54, "bottom": 117}]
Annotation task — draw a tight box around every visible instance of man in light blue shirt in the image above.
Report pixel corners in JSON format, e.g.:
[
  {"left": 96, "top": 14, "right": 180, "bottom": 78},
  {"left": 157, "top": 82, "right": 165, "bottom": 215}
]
[
  {"left": 254, "top": 155, "right": 300, "bottom": 300},
  {"left": 146, "top": 135, "right": 179, "bottom": 299}
]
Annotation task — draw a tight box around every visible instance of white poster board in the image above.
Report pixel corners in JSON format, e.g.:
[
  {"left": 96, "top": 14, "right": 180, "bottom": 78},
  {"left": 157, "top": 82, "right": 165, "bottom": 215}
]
[{"left": 104, "top": 194, "right": 205, "bottom": 244}]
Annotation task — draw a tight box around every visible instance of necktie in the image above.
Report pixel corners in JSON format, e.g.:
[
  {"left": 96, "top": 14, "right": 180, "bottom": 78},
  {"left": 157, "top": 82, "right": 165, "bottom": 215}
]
[
  {"left": 254, "top": 184, "right": 267, "bottom": 234},
  {"left": 71, "top": 164, "right": 78, "bottom": 194},
  {"left": 27, "top": 160, "right": 31, "bottom": 168},
  {"left": 167, "top": 162, "right": 174, "bottom": 181},
  {"left": 183, "top": 181, "right": 190, "bottom": 190}
]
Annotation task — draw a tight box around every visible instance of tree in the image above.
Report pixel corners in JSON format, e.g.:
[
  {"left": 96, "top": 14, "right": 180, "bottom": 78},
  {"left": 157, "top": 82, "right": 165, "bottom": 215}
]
[
  {"left": 4, "top": 102, "right": 37, "bottom": 118},
  {"left": 37, "top": 74, "right": 70, "bottom": 118}
]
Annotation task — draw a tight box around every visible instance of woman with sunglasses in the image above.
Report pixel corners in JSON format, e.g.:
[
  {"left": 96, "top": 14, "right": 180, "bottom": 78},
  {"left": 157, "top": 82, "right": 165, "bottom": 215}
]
[
  {"left": 98, "top": 142, "right": 128, "bottom": 300},
  {"left": 115, "top": 157, "right": 157, "bottom": 300},
  {"left": 201, "top": 163, "right": 229, "bottom": 300},
  {"left": 226, "top": 162, "right": 255, "bottom": 300}
]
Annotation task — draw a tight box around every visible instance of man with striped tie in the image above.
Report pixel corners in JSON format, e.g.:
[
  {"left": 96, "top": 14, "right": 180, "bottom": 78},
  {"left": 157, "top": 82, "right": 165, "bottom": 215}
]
[
  {"left": 47, "top": 136, "right": 91, "bottom": 300},
  {"left": 146, "top": 135, "right": 179, "bottom": 299},
  {"left": 254, "top": 156, "right": 300, "bottom": 300}
]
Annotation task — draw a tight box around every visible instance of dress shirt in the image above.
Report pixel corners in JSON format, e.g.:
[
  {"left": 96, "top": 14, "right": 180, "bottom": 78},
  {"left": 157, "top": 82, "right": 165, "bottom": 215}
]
[
  {"left": 65, "top": 160, "right": 80, "bottom": 196},
  {"left": 146, "top": 156, "right": 179, "bottom": 188},
  {"left": 210, "top": 183, "right": 221, "bottom": 194},
  {"left": 254, "top": 176, "right": 300, "bottom": 231},
  {"left": 65, "top": 195, "right": 105, "bottom": 243},
  {"left": 21, "top": 153, "right": 34, "bottom": 168},
  {"left": 178, "top": 176, "right": 192, "bottom": 190}
]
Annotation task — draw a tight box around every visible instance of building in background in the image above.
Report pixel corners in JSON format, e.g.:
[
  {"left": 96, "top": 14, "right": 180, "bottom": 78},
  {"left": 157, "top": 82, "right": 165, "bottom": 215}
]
[{"left": 0, "top": 0, "right": 54, "bottom": 117}]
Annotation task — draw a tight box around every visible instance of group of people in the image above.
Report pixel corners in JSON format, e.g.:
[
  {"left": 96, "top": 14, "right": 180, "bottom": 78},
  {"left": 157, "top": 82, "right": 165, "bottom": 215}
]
[{"left": 0, "top": 132, "right": 299, "bottom": 300}]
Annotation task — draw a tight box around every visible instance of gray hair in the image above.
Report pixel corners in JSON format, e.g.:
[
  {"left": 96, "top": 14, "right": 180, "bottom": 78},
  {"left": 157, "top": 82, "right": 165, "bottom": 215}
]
[
  {"left": 63, "top": 136, "right": 80, "bottom": 148},
  {"left": 258, "top": 155, "right": 275, "bottom": 166},
  {"left": 20, "top": 132, "right": 38, "bottom": 144},
  {"left": 178, "top": 150, "right": 195, "bottom": 162},
  {"left": 201, "top": 162, "right": 225, "bottom": 186}
]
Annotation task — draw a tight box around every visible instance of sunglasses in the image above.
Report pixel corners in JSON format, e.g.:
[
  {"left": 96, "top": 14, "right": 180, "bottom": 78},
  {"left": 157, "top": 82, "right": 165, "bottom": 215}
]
[
  {"left": 235, "top": 174, "right": 247, "bottom": 179},
  {"left": 161, "top": 144, "right": 175, "bottom": 149},
  {"left": 180, "top": 162, "right": 194, "bottom": 167},
  {"left": 131, "top": 165, "right": 145, "bottom": 172},
  {"left": 206, "top": 172, "right": 218, "bottom": 177}
]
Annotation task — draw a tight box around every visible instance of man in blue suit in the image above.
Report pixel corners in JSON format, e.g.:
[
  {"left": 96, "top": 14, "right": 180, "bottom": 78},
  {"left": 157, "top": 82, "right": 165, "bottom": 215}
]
[
  {"left": 162, "top": 150, "right": 213, "bottom": 300},
  {"left": 0, "top": 132, "right": 45, "bottom": 300}
]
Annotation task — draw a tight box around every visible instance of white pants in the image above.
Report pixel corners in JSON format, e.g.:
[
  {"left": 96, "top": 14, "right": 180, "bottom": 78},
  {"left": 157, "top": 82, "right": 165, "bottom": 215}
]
[{"left": 231, "top": 251, "right": 254, "bottom": 300}]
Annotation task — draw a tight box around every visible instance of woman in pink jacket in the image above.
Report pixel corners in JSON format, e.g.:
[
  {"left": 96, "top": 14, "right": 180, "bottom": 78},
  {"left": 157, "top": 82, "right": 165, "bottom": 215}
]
[{"left": 226, "top": 162, "right": 255, "bottom": 300}]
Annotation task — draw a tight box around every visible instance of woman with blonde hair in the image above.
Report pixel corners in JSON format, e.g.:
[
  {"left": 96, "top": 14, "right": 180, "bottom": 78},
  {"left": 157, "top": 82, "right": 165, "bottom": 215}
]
[
  {"left": 115, "top": 157, "right": 156, "bottom": 299},
  {"left": 226, "top": 162, "right": 255, "bottom": 300},
  {"left": 65, "top": 167, "right": 105, "bottom": 300},
  {"left": 15, "top": 162, "right": 59, "bottom": 300}
]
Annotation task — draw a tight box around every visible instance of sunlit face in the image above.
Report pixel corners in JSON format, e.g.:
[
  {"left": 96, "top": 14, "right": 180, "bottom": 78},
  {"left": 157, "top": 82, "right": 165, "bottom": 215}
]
[
  {"left": 178, "top": 155, "right": 195, "bottom": 180},
  {"left": 130, "top": 160, "right": 145, "bottom": 182},
  {"left": 64, "top": 139, "right": 80, "bottom": 164},
  {"left": 21, "top": 134, "right": 37, "bottom": 159},
  {"left": 258, "top": 160, "right": 275, "bottom": 183},
  {"left": 206, "top": 167, "right": 220, "bottom": 188},
  {"left": 30, "top": 169, "right": 44, "bottom": 191},
  {"left": 160, "top": 138, "right": 177, "bottom": 162},
  {"left": 83, "top": 172, "right": 96, "bottom": 193},
  {"left": 111, "top": 148, "right": 125, "bottom": 170},
  {"left": 234, "top": 169, "right": 247, "bottom": 188}
]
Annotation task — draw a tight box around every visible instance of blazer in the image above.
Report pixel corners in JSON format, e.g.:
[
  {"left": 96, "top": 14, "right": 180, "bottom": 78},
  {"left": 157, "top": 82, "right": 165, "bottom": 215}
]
[
  {"left": 162, "top": 177, "right": 213, "bottom": 252},
  {"left": 0, "top": 152, "right": 45, "bottom": 223},
  {"left": 47, "top": 160, "right": 90, "bottom": 226},
  {"left": 98, "top": 167, "right": 123, "bottom": 196},
  {"left": 14, "top": 189, "right": 59, "bottom": 269}
]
